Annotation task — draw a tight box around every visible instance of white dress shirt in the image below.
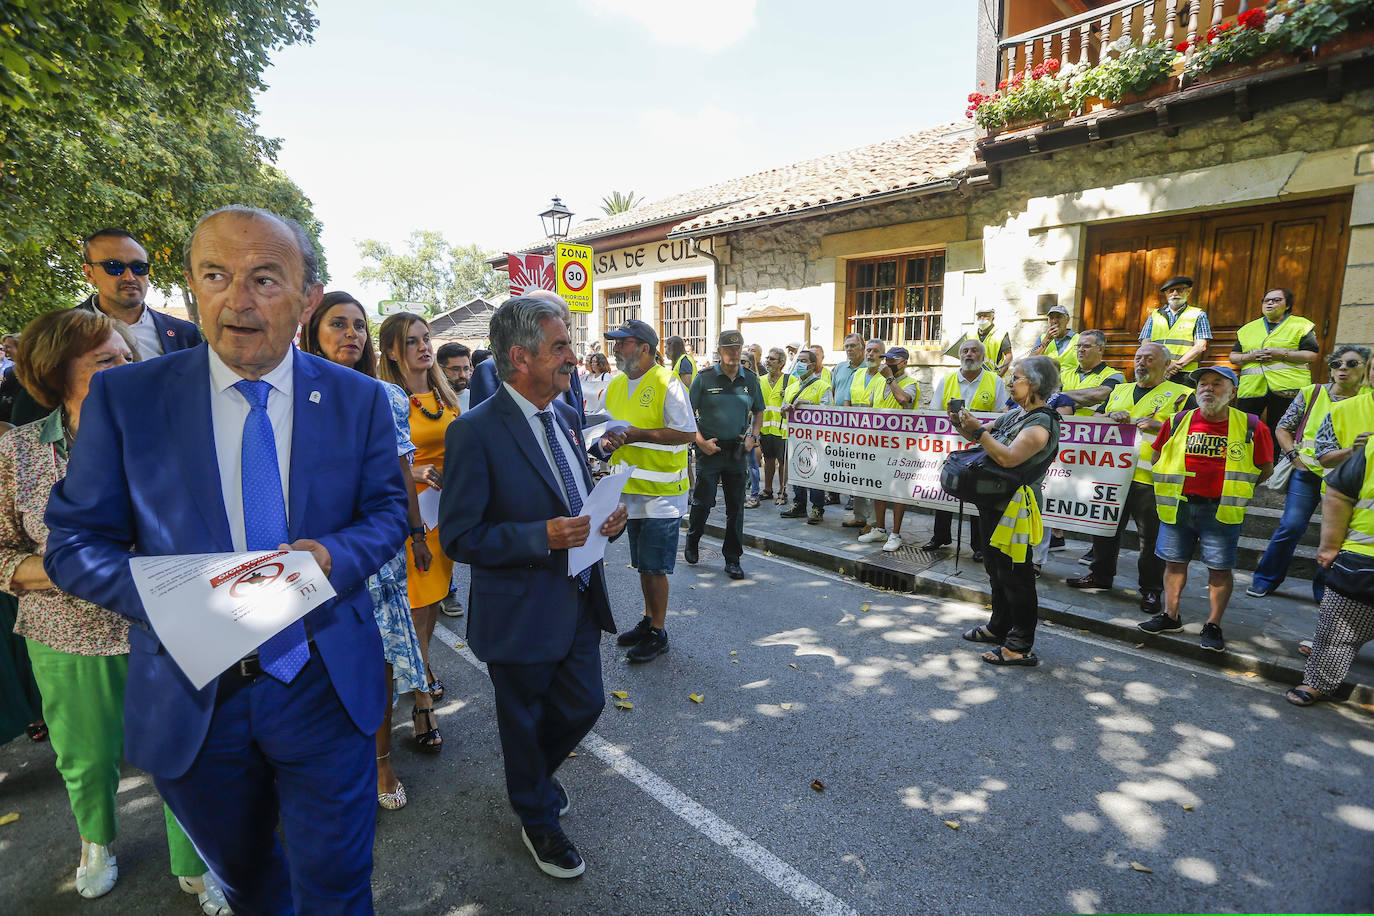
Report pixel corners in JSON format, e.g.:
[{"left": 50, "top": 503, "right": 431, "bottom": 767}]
[
  {"left": 128, "top": 305, "right": 165, "bottom": 361},
  {"left": 503, "top": 382, "right": 589, "bottom": 512},
  {"left": 209, "top": 346, "right": 294, "bottom": 551},
  {"left": 617, "top": 373, "right": 697, "bottom": 520}
]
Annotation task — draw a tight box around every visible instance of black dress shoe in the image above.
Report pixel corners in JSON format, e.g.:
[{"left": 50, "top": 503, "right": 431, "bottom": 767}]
[
  {"left": 724, "top": 560, "right": 745, "bottom": 579},
  {"left": 826, "top": 493, "right": 842, "bottom": 505},
  {"left": 971, "top": 550, "right": 984, "bottom": 563},
  {"left": 684, "top": 542, "right": 699, "bottom": 565},
  {"left": 1066, "top": 573, "right": 1112, "bottom": 593},
  {"left": 779, "top": 506, "right": 806, "bottom": 519},
  {"left": 616, "top": 616, "right": 653, "bottom": 647},
  {"left": 1140, "top": 590, "right": 1163, "bottom": 615},
  {"left": 920, "top": 538, "right": 951, "bottom": 551},
  {"left": 522, "top": 827, "right": 584, "bottom": 878}
]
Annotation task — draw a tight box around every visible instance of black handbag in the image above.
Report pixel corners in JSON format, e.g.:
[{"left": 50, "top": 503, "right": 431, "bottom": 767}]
[
  {"left": 939, "top": 445, "right": 1025, "bottom": 502},
  {"left": 1324, "top": 550, "right": 1374, "bottom": 606}
]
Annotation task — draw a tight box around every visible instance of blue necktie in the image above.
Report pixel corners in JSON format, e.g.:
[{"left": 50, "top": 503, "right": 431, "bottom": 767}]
[
  {"left": 537, "top": 410, "right": 591, "bottom": 590},
  {"left": 234, "top": 379, "right": 309, "bottom": 683}
]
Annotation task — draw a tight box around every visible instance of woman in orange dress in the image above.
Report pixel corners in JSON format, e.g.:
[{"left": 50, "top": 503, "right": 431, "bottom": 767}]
[{"left": 378, "top": 312, "right": 460, "bottom": 753}]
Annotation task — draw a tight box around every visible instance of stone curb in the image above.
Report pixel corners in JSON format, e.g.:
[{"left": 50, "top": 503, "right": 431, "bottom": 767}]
[{"left": 697, "top": 518, "right": 1374, "bottom": 710}]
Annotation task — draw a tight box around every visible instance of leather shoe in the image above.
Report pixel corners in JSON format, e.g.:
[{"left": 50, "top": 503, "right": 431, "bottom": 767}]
[
  {"left": 971, "top": 550, "right": 984, "bottom": 563},
  {"left": 1066, "top": 573, "right": 1112, "bottom": 593},
  {"left": 522, "top": 827, "right": 585, "bottom": 878},
  {"left": 920, "top": 538, "right": 951, "bottom": 551},
  {"left": 684, "top": 541, "right": 699, "bottom": 565},
  {"left": 724, "top": 560, "right": 745, "bottom": 579},
  {"left": 1140, "top": 590, "right": 1163, "bottom": 615}
]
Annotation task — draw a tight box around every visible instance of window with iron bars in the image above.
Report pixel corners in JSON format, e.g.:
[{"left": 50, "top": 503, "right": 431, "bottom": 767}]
[
  {"left": 568, "top": 312, "right": 589, "bottom": 356},
  {"left": 846, "top": 250, "right": 945, "bottom": 346},
  {"left": 659, "top": 278, "right": 707, "bottom": 359},
  {"left": 603, "top": 286, "right": 642, "bottom": 339}
]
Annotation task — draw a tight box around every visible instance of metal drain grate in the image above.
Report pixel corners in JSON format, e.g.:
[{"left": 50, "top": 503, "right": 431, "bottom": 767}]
[{"left": 686, "top": 545, "right": 720, "bottom": 562}]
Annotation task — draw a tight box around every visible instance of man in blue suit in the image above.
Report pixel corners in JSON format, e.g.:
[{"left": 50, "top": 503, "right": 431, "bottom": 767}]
[
  {"left": 44, "top": 206, "right": 408, "bottom": 915},
  {"left": 439, "top": 295, "right": 627, "bottom": 879},
  {"left": 468, "top": 290, "right": 586, "bottom": 425}
]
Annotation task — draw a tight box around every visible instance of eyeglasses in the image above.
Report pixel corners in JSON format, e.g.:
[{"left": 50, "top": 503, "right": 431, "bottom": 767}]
[
  {"left": 1009, "top": 374, "right": 1027, "bottom": 385},
  {"left": 86, "top": 259, "right": 150, "bottom": 277},
  {"left": 1262, "top": 296, "right": 1287, "bottom": 304},
  {"left": 1329, "top": 358, "right": 1364, "bottom": 369}
]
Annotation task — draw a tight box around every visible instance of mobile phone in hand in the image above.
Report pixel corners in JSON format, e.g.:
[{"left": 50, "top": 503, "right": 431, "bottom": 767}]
[{"left": 948, "top": 399, "right": 965, "bottom": 414}]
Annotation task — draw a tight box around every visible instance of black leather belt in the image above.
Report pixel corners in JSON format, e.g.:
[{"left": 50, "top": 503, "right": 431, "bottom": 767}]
[
  {"left": 215, "top": 642, "right": 316, "bottom": 704},
  {"left": 1184, "top": 495, "right": 1221, "bottom": 505}
]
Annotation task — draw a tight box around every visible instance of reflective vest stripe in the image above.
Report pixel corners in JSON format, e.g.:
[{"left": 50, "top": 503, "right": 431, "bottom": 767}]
[
  {"left": 1152, "top": 408, "right": 1260, "bottom": 525},
  {"left": 629, "top": 467, "right": 687, "bottom": 483},
  {"left": 630, "top": 441, "right": 689, "bottom": 453},
  {"left": 1147, "top": 306, "right": 1204, "bottom": 372},
  {"left": 941, "top": 371, "right": 998, "bottom": 410},
  {"left": 1296, "top": 384, "right": 1333, "bottom": 476},
  {"left": 1344, "top": 435, "right": 1374, "bottom": 558},
  {"left": 761, "top": 374, "right": 798, "bottom": 436}
]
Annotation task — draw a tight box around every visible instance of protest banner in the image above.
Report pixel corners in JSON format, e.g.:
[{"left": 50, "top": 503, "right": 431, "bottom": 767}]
[{"left": 786, "top": 406, "right": 1137, "bottom": 537}]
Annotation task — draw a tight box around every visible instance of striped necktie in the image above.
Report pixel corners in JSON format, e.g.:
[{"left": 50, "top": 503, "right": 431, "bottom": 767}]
[{"left": 537, "top": 410, "right": 591, "bottom": 590}]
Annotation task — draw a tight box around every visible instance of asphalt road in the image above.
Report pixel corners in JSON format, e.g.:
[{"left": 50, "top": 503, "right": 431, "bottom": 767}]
[{"left": 2, "top": 536, "right": 1372, "bottom": 915}]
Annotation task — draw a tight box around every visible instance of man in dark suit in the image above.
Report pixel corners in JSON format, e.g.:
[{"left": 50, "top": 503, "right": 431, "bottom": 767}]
[
  {"left": 10, "top": 228, "right": 203, "bottom": 426},
  {"left": 44, "top": 205, "right": 408, "bottom": 914},
  {"left": 468, "top": 290, "right": 586, "bottom": 425},
  {"left": 439, "top": 295, "right": 627, "bottom": 879}
]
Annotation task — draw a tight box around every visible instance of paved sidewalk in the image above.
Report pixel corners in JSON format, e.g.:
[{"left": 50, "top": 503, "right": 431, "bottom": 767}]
[{"left": 692, "top": 498, "right": 1374, "bottom": 707}]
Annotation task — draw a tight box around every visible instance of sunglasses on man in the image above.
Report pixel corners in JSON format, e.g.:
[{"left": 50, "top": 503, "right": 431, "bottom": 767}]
[{"left": 86, "top": 259, "right": 150, "bottom": 277}]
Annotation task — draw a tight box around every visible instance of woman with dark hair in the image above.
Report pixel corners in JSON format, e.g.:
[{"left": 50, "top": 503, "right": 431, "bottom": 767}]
[
  {"left": 953, "top": 355, "right": 1063, "bottom": 667},
  {"left": 378, "top": 311, "right": 460, "bottom": 753},
  {"left": 582, "top": 351, "right": 616, "bottom": 415},
  {"left": 1232, "top": 287, "right": 1319, "bottom": 436},
  {"left": 0, "top": 309, "right": 229, "bottom": 911},
  {"left": 302, "top": 292, "right": 431, "bottom": 806}
]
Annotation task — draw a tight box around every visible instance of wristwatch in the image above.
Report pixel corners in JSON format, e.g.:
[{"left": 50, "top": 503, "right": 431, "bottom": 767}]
[{"left": 409, "top": 525, "right": 426, "bottom": 540}]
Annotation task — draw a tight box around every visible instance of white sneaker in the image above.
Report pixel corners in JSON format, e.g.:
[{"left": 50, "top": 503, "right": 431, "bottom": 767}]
[
  {"left": 76, "top": 840, "right": 117, "bottom": 898},
  {"left": 883, "top": 532, "right": 904, "bottom": 552},
  {"left": 857, "top": 527, "right": 888, "bottom": 543},
  {"left": 180, "top": 871, "right": 234, "bottom": 915}
]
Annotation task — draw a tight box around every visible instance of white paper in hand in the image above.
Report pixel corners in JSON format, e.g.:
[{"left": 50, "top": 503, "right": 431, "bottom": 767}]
[
  {"left": 566, "top": 464, "right": 633, "bottom": 578},
  {"left": 417, "top": 487, "right": 440, "bottom": 530},
  {"left": 129, "top": 550, "right": 338, "bottom": 690}
]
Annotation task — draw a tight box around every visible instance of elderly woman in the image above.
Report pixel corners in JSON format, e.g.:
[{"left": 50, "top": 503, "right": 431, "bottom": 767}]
[
  {"left": 0, "top": 310, "right": 228, "bottom": 911},
  {"left": 301, "top": 292, "right": 431, "bottom": 808},
  {"left": 379, "top": 311, "right": 461, "bottom": 753},
  {"left": 1287, "top": 430, "right": 1374, "bottom": 706},
  {"left": 953, "top": 356, "right": 1063, "bottom": 666}
]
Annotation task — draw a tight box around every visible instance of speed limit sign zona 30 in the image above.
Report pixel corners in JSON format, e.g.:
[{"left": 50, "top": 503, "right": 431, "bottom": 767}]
[{"left": 556, "top": 242, "right": 593, "bottom": 313}]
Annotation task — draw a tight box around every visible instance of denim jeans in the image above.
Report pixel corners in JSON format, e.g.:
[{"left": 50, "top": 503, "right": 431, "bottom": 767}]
[
  {"left": 1252, "top": 465, "right": 1325, "bottom": 601},
  {"left": 747, "top": 450, "right": 760, "bottom": 499}
]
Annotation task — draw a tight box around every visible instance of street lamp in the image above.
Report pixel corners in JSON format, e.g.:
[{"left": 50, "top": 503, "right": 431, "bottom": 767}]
[{"left": 539, "top": 196, "right": 573, "bottom": 241}]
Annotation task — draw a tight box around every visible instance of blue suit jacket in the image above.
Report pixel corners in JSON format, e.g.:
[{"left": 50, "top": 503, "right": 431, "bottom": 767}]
[
  {"left": 470, "top": 358, "right": 586, "bottom": 427},
  {"left": 43, "top": 344, "right": 408, "bottom": 778},
  {"left": 76, "top": 294, "right": 204, "bottom": 350},
  {"left": 438, "top": 386, "right": 615, "bottom": 665}
]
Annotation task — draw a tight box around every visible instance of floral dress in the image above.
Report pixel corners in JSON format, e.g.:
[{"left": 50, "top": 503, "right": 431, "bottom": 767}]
[{"left": 367, "top": 381, "right": 428, "bottom": 693}]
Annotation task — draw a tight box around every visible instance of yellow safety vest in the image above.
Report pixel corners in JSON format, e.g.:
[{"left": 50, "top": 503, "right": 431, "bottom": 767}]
[
  {"left": 940, "top": 371, "right": 999, "bottom": 411},
  {"left": 1295, "top": 383, "right": 1334, "bottom": 477},
  {"left": 1147, "top": 305, "right": 1206, "bottom": 372},
  {"left": 875, "top": 374, "right": 920, "bottom": 410},
  {"left": 1042, "top": 332, "right": 1079, "bottom": 375},
  {"left": 1104, "top": 380, "right": 1191, "bottom": 484},
  {"left": 978, "top": 327, "right": 1006, "bottom": 373},
  {"left": 760, "top": 373, "right": 799, "bottom": 437},
  {"left": 1152, "top": 408, "right": 1261, "bottom": 525},
  {"left": 1339, "top": 436, "right": 1374, "bottom": 557},
  {"left": 604, "top": 364, "right": 689, "bottom": 497},
  {"left": 790, "top": 375, "right": 830, "bottom": 407},
  {"left": 989, "top": 484, "right": 1043, "bottom": 563},
  {"left": 1060, "top": 362, "right": 1122, "bottom": 416},
  {"left": 1329, "top": 389, "right": 1374, "bottom": 450},
  {"left": 673, "top": 354, "right": 697, "bottom": 386},
  {"left": 1235, "top": 315, "right": 1315, "bottom": 397},
  {"left": 849, "top": 370, "right": 886, "bottom": 407}
]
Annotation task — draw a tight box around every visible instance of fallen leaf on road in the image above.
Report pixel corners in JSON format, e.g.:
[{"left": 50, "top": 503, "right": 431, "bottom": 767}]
[
  {"left": 1093, "top": 657, "right": 1105, "bottom": 663},
  {"left": 1135, "top": 643, "right": 1146, "bottom": 649},
  {"left": 689, "top": 693, "right": 704, "bottom": 704},
  {"left": 455, "top": 642, "right": 465, "bottom": 648},
  {"left": 0, "top": 813, "right": 17, "bottom": 827},
  {"left": 789, "top": 663, "right": 799, "bottom": 669},
  {"left": 811, "top": 779, "right": 825, "bottom": 791},
  {"left": 780, "top": 703, "right": 793, "bottom": 710},
  {"left": 614, "top": 700, "right": 634, "bottom": 710},
  {"left": 1129, "top": 862, "right": 1153, "bottom": 874},
  {"left": 861, "top": 604, "right": 870, "bottom": 612},
  {"left": 944, "top": 820, "right": 959, "bottom": 830},
  {"left": 1182, "top": 804, "right": 1195, "bottom": 811},
  {"left": 611, "top": 690, "right": 629, "bottom": 699},
  {"left": 732, "top": 659, "right": 739, "bottom": 664},
  {"left": 730, "top": 650, "right": 738, "bottom": 655},
  {"left": 1243, "top": 672, "right": 1259, "bottom": 678},
  {"left": 568, "top": 752, "right": 578, "bottom": 758}
]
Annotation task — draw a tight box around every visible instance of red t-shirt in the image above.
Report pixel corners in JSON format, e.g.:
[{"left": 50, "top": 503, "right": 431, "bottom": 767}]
[{"left": 1151, "top": 411, "right": 1274, "bottom": 497}]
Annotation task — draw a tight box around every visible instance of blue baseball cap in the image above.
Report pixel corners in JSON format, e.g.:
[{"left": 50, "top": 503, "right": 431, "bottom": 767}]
[
  {"left": 1191, "top": 365, "right": 1238, "bottom": 386},
  {"left": 605, "top": 319, "right": 658, "bottom": 348},
  {"left": 884, "top": 346, "right": 910, "bottom": 361}
]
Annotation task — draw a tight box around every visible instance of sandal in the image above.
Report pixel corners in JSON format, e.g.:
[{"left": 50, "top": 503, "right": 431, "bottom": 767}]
[
  {"left": 759, "top": 490, "right": 774, "bottom": 502},
  {"left": 774, "top": 493, "right": 788, "bottom": 506},
  {"left": 376, "top": 753, "right": 408, "bottom": 809},
  {"left": 411, "top": 705, "right": 442, "bottom": 753},
  {"left": 1285, "top": 686, "right": 1328, "bottom": 707},
  {"left": 427, "top": 669, "right": 445, "bottom": 703},
  {"left": 982, "top": 646, "right": 1040, "bottom": 666},
  {"left": 745, "top": 496, "right": 761, "bottom": 509},
  {"left": 25, "top": 720, "right": 47, "bottom": 742},
  {"left": 961, "top": 626, "right": 1000, "bottom": 644}
]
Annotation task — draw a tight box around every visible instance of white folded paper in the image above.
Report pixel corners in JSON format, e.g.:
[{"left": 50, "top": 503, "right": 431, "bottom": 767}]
[
  {"left": 417, "top": 486, "right": 440, "bottom": 531},
  {"left": 566, "top": 464, "right": 633, "bottom": 578},
  {"left": 582, "top": 418, "right": 630, "bottom": 445},
  {"left": 129, "top": 550, "right": 338, "bottom": 690}
]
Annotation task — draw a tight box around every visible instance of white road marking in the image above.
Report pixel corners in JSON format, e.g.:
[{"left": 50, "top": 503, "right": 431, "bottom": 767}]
[{"left": 432, "top": 622, "right": 860, "bottom": 916}]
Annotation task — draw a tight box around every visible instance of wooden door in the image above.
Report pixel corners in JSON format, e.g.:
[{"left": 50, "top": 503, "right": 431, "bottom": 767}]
[{"left": 1082, "top": 196, "right": 1351, "bottom": 371}]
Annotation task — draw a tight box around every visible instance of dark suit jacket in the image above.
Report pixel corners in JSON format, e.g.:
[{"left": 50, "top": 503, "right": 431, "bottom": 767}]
[
  {"left": 43, "top": 344, "right": 408, "bottom": 778},
  {"left": 470, "top": 358, "right": 586, "bottom": 427},
  {"left": 76, "top": 294, "right": 204, "bottom": 350},
  {"left": 438, "top": 386, "right": 614, "bottom": 665}
]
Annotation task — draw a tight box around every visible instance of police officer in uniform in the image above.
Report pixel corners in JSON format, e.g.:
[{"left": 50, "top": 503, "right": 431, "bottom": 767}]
[{"left": 686, "top": 329, "right": 765, "bottom": 579}]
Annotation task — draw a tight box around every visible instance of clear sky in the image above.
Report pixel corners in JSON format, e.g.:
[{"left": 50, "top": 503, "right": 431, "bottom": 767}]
[{"left": 253, "top": 0, "right": 978, "bottom": 309}]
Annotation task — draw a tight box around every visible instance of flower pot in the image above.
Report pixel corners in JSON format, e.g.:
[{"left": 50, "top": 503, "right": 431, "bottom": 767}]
[{"left": 1316, "top": 27, "right": 1374, "bottom": 58}]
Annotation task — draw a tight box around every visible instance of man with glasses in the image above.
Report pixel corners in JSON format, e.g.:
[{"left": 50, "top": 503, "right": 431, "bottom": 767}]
[
  {"left": 79, "top": 228, "right": 201, "bottom": 359},
  {"left": 1051, "top": 330, "right": 1124, "bottom": 416},
  {"left": 437, "top": 341, "right": 474, "bottom": 411},
  {"left": 1140, "top": 276, "right": 1211, "bottom": 385}
]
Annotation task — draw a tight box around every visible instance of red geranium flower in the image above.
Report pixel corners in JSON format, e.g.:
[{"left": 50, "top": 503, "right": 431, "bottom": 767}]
[
  {"left": 1044, "top": 58, "right": 1061, "bottom": 73},
  {"left": 1175, "top": 39, "right": 1192, "bottom": 52},
  {"left": 998, "top": 78, "right": 1008, "bottom": 90},
  {"left": 1238, "top": 8, "right": 1266, "bottom": 29}
]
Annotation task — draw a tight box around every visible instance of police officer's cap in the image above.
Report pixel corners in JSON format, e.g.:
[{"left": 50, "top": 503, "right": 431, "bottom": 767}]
[{"left": 718, "top": 329, "right": 745, "bottom": 349}]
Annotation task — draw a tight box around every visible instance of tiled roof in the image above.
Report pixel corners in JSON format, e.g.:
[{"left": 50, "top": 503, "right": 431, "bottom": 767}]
[
  {"left": 428, "top": 297, "right": 497, "bottom": 339},
  {"left": 509, "top": 121, "right": 976, "bottom": 253}
]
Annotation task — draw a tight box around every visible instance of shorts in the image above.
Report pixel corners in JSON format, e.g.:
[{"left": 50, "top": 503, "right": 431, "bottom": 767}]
[
  {"left": 626, "top": 517, "right": 680, "bottom": 575},
  {"left": 1154, "top": 499, "right": 1240, "bottom": 570},
  {"left": 760, "top": 435, "right": 787, "bottom": 461}
]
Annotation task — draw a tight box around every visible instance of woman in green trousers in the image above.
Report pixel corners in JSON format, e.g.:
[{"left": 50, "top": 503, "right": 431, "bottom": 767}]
[{"left": 0, "top": 309, "right": 228, "bottom": 913}]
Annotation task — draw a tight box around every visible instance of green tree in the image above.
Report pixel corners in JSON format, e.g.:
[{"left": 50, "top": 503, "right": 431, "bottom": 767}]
[
  {"left": 0, "top": 0, "right": 323, "bottom": 329},
  {"left": 356, "top": 232, "right": 505, "bottom": 316},
  {"left": 600, "top": 190, "right": 641, "bottom": 215}
]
